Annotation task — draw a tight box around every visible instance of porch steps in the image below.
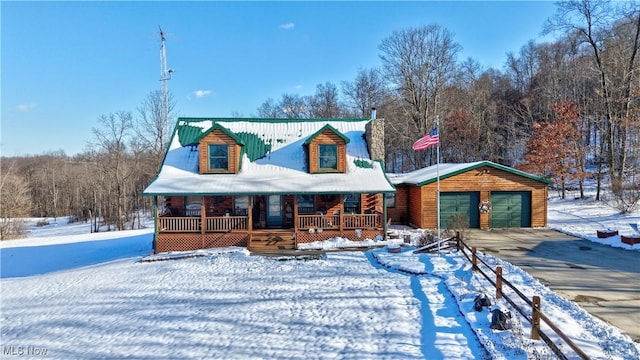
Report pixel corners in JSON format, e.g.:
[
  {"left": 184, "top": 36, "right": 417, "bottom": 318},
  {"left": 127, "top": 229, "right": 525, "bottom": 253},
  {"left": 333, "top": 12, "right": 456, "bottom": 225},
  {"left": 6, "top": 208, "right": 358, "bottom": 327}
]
[{"left": 249, "top": 230, "right": 296, "bottom": 251}]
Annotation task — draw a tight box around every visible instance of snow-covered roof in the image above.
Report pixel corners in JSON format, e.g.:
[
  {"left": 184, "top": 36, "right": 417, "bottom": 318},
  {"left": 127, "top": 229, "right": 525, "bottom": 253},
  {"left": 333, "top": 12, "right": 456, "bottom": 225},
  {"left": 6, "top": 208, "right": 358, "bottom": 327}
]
[
  {"left": 387, "top": 160, "right": 552, "bottom": 186},
  {"left": 143, "top": 117, "right": 396, "bottom": 196}
]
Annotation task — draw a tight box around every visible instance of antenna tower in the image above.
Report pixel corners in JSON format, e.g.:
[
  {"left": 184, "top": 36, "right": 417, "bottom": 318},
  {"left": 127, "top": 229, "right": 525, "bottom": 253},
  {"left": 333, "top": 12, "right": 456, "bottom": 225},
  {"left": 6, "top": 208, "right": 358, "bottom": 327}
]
[{"left": 159, "top": 27, "right": 173, "bottom": 127}]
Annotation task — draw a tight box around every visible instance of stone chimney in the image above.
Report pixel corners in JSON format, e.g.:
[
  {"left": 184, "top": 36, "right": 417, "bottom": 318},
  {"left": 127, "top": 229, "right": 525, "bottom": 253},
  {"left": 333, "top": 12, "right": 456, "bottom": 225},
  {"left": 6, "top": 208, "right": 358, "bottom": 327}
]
[{"left": 365, "top": 108, "right": 385, "bottom": 163}]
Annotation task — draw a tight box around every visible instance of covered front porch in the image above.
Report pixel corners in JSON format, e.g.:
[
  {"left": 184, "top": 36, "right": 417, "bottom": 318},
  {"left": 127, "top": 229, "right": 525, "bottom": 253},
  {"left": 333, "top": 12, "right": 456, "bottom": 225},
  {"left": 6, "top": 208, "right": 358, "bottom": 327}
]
[{"left": 153, "top": 193, "right": 388, "bottom": 253}]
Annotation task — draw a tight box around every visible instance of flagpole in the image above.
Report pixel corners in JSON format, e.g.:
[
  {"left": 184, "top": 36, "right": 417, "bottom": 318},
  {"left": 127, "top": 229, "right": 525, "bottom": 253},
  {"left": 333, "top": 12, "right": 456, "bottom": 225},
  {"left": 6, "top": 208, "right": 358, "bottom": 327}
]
[
  {"left": 436, "top": 116, "right": 441, "bottom": 255},
  {"left": 411, "top": 120, "right": 441, "bottom": 252}
]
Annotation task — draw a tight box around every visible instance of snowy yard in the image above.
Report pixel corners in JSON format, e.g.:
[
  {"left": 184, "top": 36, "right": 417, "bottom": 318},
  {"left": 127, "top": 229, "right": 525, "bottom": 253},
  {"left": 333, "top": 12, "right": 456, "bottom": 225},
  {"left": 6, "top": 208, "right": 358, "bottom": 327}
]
[{"left": 0, "top": 195, "right": 639, "bottom": 359}]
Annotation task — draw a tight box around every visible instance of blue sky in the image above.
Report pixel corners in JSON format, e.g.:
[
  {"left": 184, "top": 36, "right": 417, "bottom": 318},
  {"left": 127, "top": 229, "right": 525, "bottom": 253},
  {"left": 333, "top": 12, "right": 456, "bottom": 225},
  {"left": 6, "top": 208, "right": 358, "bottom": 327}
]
[{"left": 2, "top": 1, "right": 558, "bottom": 156}]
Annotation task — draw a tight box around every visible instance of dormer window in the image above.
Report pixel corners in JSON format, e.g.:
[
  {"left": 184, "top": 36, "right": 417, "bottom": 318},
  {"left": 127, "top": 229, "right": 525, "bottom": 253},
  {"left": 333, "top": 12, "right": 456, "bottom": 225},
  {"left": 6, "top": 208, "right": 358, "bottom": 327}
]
[
  {"left": 197, "top": 124, "right": 243, "bottom": 175},
  {"left": 208, "top": 144, "right": 229, "bottom": 171},
  {"left": 318, "top": 144, "right": 338, "bottom": 170},
  {"left": 305, "top": 124, "right": 349, "bottom": 174}
]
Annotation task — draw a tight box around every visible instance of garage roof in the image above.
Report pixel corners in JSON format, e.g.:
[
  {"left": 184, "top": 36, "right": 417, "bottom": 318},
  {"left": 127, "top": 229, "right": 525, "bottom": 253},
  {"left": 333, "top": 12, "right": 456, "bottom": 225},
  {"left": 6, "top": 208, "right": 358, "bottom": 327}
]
[{"left": 387, "top": 161, "right": 552, "bottom": 186}]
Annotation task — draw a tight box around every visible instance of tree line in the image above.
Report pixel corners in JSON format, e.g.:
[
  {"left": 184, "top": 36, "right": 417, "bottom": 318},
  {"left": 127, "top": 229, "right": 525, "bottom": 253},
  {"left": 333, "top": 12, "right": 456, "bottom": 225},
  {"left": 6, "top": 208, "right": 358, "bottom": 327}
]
[
  {"left": 1, "top": 0, "right": 638, "bottom": 239},
  {"left": 0, "top": 91, "right": 173, "bottom": 239}
]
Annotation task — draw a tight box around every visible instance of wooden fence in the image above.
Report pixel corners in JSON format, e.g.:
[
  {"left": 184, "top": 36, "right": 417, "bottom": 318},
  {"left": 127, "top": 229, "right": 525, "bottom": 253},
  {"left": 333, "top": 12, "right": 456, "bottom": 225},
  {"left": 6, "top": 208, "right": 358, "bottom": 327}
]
[{"left": 454, "top": 233, "right": 591, "bottom": 360}]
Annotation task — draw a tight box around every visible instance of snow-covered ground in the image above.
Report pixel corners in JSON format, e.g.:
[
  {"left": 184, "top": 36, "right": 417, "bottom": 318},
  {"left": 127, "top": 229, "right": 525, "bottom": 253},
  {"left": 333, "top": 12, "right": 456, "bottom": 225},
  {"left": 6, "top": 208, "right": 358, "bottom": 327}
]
[{"left": 0, "top": 196, "right": 638, "bottom": 359}]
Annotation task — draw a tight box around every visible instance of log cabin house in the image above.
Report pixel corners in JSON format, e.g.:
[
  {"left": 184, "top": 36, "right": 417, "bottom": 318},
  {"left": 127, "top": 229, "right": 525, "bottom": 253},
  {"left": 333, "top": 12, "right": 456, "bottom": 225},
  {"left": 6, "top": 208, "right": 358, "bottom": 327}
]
[
  {"left": 386, "top": 161, "right": 552, "bottom": 230},
  {"left": 143, "top": 115, "right": 395, "bottom": 253}
]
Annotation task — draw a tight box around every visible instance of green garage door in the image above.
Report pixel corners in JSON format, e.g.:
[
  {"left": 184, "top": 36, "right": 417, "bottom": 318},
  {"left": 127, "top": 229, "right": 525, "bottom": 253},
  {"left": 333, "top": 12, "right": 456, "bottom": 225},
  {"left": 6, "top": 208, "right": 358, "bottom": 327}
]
[
  {"left": 440, "top": 192, "right": 480, "bottom": 229},
  {"left": 490, "top": 191, "right": 531, "bottom": 227}
]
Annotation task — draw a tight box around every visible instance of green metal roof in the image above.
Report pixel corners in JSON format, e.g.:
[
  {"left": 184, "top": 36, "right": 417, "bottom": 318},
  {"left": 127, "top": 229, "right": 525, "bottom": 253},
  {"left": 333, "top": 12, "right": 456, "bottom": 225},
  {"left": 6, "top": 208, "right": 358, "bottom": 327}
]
[
  {"left": 176, "top": 123, "right": 206, "bottom": 146},
  {"left": 303, "top": 124, "right": 351, "bottom": 145},
  {"left": 412, "top": 161, "right": 553, "bottom": 186},
  {"left": 177, "top": 117, "right": 370, "bottom": 124},
  {"left": 353, "top": 159, "right": 374, "bottom": 168},
  {"left": 234, "top": 132, "right": 272, "bottom": 162},
  {"left": 196, "top": 123, "right": 245, "bottom": 145}
]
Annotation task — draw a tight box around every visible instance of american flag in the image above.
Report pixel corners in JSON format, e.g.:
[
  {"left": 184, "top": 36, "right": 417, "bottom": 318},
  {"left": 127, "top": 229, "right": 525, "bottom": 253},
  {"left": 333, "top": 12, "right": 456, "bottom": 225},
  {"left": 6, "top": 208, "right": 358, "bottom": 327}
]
[{"left": 412, "top": 127, "right": 439, "bottom": 150}]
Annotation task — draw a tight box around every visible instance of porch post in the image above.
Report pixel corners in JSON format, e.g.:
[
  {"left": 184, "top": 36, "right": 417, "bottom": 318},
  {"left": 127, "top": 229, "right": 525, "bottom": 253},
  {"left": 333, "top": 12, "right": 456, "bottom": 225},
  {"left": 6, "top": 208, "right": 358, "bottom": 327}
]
[
  {"left": 382, "top": 193, "right": 388, "bottom": 240},
  {"left": 248, "top": 196, "right": 253, "bottom": 249},
  {"left": 153, "top": 196, "right": 158, "bottom": 253},
  {"left": 200, "top": 198, "right": 206, "bottom": 234},
  {"left": 339, "top": 194, "right": 344, "bottom": 234},
  {"left": 293, "top": 195, "right": 299, "bottom": 232},
  {"left": 248, "top": 197, "right": 254, "bottom": 232},
  {"left": 293, "top": 195, "right": 299, "bottom": 247},
  {"left": 200, "top": 197, "right": 206, "bottom": 248}
]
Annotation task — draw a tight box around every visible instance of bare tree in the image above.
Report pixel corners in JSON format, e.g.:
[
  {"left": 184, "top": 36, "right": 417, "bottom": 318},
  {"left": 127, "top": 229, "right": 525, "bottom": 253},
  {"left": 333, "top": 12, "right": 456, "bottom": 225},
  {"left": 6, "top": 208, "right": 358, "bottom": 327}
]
[
  {"left": 308, "top": 82, "right": 342, "bottom": 118},
  {"left": 136, "top": 89, "right": 176, "bottom": 167},
  {"left": 90, "top": 111, "right": 137, "bottom": 231},
  {"left": 342, "top": 68, "right": 388, "bottom": 117},
  {"left": 379, "top": 24, "right": 461, "bottom": 134},
  {"left": 256, "top": 98, "right": 283, "bottom": 118},
  {"left": 279, "top": 93, "right": 310, "bottom": 118},
  {"left": 544, "top": 0, "right": 640, "bottom": 193},
  {"left": 0, "top": 160, "right": 30, "bottom": 239},
  {"left": 379, "top": 24, "right": 461, "bottom": 167}
]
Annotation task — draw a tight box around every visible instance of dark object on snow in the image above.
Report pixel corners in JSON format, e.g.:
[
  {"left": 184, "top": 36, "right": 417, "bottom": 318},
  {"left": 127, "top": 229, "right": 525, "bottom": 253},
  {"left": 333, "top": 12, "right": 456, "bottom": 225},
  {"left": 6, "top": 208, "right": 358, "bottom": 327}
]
[
  {"left": 490, "top": 308, "right": 512, "bottom": 330},
  {"left": 473, "top": 293, "right": 492, "bottom": 311}
]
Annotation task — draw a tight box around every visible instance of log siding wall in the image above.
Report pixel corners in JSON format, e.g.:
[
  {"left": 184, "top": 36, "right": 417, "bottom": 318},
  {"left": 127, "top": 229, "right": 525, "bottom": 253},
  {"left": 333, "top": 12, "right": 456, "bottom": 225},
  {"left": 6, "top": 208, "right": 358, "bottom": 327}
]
[{"left": 386, "top": 186, "right": 409, "bottom": 225}]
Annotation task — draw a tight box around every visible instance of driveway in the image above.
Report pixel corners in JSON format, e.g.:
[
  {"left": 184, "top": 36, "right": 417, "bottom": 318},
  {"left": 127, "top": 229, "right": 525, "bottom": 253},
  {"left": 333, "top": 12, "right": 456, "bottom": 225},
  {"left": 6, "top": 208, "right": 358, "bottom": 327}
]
[{"left": 462, "top": 228, "right": 640, "bottom": 342}]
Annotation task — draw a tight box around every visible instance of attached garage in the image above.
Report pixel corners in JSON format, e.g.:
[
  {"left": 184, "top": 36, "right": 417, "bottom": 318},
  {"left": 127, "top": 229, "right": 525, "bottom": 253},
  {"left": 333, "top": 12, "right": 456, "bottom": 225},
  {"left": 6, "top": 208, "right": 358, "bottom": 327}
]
[{"left": 387, "top": 161, "right": 551, "bottom": 229}]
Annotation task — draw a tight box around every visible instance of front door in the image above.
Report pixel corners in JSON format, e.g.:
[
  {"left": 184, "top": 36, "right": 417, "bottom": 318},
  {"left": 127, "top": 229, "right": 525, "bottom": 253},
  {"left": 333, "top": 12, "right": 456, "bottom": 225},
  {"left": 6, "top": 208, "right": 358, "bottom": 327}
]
[{"left": 266, "top": 195, "right": 282, "bottom": 228}]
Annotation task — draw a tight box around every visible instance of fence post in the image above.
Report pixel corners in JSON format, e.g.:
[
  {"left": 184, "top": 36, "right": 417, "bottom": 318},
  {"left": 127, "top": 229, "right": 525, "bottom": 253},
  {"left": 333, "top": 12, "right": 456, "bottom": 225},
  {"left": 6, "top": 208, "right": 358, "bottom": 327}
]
[
  {"left": 496, "top": 266, "right": 503, "bottom": 299},
  {"left": 456, "top": 231, "right": 461, "bottom": 250},
  {"left": 472, "top": 247, "right": 478, "bottom": 271},
  {"left": 531, "top": 295, "right": 541, "bottom": 340}
]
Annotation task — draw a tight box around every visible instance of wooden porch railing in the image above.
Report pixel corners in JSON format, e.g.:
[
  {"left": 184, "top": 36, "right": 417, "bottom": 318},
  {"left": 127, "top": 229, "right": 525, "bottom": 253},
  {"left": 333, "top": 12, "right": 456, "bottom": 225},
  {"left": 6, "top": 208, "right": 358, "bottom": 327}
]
[
  {"left": 159, "top": 214, "right": 381, "bottom": 233},
  {"left": 297, "top": 214, "right": 381, "bottom": 230},
  {"left": 298, "top": 214, "right": 340, "bottom": 229},
  {"left": 159, "top": 216, "right": 248, "bottom": 233},
  {"left": 343, "top": 214, "right": 381, "bottom": 229},
  {"left": 206, "top": 216, "right": 248, "bottom": 231},
  {"left": 158, "top": 217, "right": 200, "bottom": 233}
]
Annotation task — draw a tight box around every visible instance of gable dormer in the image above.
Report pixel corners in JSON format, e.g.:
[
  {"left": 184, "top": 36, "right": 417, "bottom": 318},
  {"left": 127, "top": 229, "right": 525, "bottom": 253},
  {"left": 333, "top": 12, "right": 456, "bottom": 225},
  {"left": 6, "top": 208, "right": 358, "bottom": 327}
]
[
  {"left": 198, "top": 124, "right": 243, "bottom": 174},
  {"left": 304, "top": 124, "right": 349, "bottom": 174}
]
